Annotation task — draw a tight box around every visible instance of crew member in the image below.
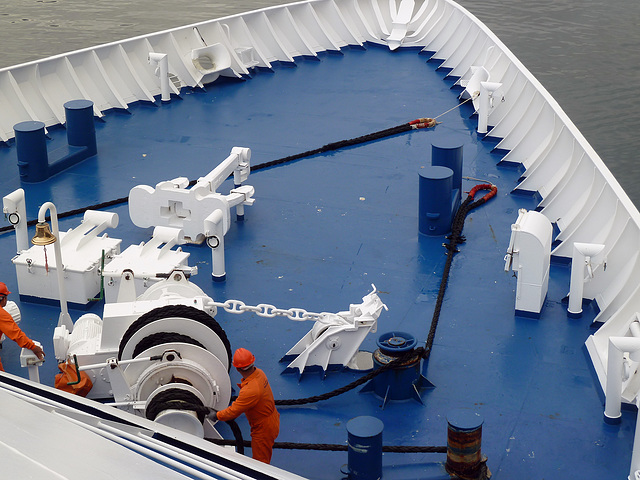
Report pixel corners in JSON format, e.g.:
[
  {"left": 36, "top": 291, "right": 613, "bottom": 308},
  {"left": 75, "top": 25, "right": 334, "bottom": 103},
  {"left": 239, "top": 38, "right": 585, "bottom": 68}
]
[
  {"left": 0, "top": 282, "right": 45, "bottom": 371},
  {"left": 213, "top": 348, "right": 280, "bottom": 464}
]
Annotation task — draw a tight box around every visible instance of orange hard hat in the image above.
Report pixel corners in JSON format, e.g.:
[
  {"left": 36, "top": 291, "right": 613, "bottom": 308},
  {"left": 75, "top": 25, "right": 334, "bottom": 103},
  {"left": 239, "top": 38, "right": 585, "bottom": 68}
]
[
  {"left": 233, "top": 348, "right": 255, "bottom": 369},
  {"left": 0, "top": 282, "right": 11, "bottom": 296}
]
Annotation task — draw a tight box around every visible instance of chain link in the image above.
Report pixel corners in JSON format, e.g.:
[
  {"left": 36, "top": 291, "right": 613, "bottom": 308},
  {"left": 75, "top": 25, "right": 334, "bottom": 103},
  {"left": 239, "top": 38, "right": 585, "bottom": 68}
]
[{"left": 211, "top": 299, "right": 341, "bottom": 324}]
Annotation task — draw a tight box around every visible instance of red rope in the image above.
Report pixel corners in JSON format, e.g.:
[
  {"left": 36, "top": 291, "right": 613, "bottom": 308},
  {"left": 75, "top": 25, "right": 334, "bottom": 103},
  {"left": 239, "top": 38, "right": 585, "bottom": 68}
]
[{"left": 468, "top": 183, "right": 497, "bottom": 202}]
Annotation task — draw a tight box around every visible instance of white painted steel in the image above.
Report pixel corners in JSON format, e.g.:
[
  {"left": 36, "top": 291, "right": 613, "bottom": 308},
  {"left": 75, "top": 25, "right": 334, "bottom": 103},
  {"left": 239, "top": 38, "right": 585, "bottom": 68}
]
[
  {"left": 284, "top": 284, "right": 387, "bottom": 373},
  {"left": 568, "top": 243, "right": 606, "bottom": 315},
  {"left": 12, "top": 208, "right": 121, "bottom": 306},
  {"left": 102, "top": 226, "right": 191, "bottom": 303},
  {"left": 128, "top": 146, "right": 254, "bottom": 246},
  {"left": 148, "top": 52, "right": 171, "bottom": 101},
  {"left": 2, "top": 373, "right": 299, "bottom": 479},
  {"left": 585, "top": 220, "right": 639, "bottom": 309},
  {"left": 0, "top": 388, "right": 194, "bottom": 480},
  {"left": 504, "top": 210, "right": 552, "bottom": 315},
  {"left": 127, "top": 342, "right": 231, "bottom": 410},
  {"left": 2, "top": 188, "right": 28, "bottom": 254},
  {"left": 1, "top": 0, "right": 640, "bottom": 438}
]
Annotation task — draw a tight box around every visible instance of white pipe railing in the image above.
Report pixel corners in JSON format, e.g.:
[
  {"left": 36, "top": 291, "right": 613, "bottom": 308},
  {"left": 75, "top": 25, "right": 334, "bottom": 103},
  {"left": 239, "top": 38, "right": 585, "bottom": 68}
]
[{"left": 36, "top": 202, "right": 73, "bottom": 332}]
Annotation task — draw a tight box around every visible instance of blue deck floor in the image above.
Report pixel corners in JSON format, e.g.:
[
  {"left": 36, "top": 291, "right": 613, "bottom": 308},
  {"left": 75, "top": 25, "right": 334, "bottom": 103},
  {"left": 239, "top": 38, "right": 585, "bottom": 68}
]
[{"left": 0, "top": 45, "right": 634, "bottom": 479}]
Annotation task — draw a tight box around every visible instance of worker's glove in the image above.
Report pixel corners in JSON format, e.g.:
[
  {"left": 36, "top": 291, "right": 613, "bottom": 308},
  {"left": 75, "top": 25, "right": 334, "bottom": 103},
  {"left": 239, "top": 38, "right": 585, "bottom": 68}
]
[{"left": 206, "top": 407, "right": 218, "bottom": 420}]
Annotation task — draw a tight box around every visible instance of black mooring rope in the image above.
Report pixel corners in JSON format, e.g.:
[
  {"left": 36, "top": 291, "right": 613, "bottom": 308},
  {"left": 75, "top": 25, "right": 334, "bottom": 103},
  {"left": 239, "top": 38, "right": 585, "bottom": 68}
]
[
  {"left": 145, "top": 388, "right": 210, "bottom": 423},
  {"left": 274, "top": 185, "right": 496, "bottom": 406},
  {"left": 4, "top": 116, "right": 494, "bottom": 457},
  {"left": 275, "top": 348, "right": 423, "bottom": 406},
  {"left": 250, "top": 123, "right": 414, "bottom": 172},
  {"left": 0, "top": 119, "right": 434, "bottom": 234},
  {"left": 423, "top": 184, "right": 496, "bottom": 359},
  {"left": 205, "top": 437, "right": 447, "bottom": 453}
]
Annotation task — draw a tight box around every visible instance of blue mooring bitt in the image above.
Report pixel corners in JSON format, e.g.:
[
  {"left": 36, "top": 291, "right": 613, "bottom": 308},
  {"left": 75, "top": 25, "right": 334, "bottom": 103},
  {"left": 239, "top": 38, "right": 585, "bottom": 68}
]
[
  {"left": 14, "top": 99, "right": 97, "bottom": 183},
  {"left": 418, "top": 140, "right": 463, "bottom": 236},
  {"left": 346, "top": 416, "right": 383, "bottom": 480},
  {"left": 361, "top": 331, "right": 432, "bottom": 408}
]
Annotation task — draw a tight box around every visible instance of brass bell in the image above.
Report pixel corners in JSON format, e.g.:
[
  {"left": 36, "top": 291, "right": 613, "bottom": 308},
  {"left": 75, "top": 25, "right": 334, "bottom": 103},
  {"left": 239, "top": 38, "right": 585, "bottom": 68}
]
[{"left": 32, "top": 222, "right": 57, "bottom": 246}]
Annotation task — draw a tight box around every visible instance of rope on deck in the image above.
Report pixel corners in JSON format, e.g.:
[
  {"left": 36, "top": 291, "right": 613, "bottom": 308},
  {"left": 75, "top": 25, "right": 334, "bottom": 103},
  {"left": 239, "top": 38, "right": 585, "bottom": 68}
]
[
  {"left": 205, "top": 437, "right": 447, "bottom": 453},
  {"left": 0, "top": 117, "right": 437, "bottom": 234},
  {"left": 1, "top": 108, "right": 493, "bottom": 459}
]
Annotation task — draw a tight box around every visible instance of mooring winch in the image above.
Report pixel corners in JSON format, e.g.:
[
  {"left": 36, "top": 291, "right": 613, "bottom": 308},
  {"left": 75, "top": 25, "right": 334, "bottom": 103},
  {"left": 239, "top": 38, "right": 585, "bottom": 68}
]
[{"left": 16, "top": 268, "right": 387, "bottom": 439}]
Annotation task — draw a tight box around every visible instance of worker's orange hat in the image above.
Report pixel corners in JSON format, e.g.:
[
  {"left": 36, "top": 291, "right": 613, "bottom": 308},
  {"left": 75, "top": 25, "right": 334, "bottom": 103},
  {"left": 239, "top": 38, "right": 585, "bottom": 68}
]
[
  {"left": 0, "top": 282, "right": 11, "bottom": 296},
  {"left": 233, "top": 348, "right": 255, "bottom": 369}
]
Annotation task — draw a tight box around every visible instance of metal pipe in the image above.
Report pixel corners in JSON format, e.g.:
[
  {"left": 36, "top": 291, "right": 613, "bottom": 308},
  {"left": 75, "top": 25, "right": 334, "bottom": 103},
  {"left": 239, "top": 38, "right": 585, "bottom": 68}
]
[
  {"left": 568, "top": 242, "right": 605, "bottom": 316},
  {"left": 148, "top": 52, "right": 170, "bottom": 102},
  {"left": 604, "top": 336, "right": 640, "bottom": 423},
  {"left": 478, "top": 81, "right": 502, "bottom": 134},
  {"left": 37, "top": 202, "right": 73, "bottom": 331},
  {"left": 346, "top": 416, "right": 383, "bottom": 480},
  {"left": 205, "top": 209, "right": 226, "bottom": 282},
  {"left": 2, "top": 188, "right": 28, "bottom": 253}
]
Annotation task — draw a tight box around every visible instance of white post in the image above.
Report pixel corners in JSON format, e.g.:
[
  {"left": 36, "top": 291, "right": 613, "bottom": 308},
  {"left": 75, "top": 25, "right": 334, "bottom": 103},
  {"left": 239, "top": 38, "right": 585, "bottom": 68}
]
[
  {"left": 149, "top": 52, "right": 170, "bottom": 102},
  {"left": 604, "top": 336, "right": 640, "bottom": 423},
  {"left": 37, "top": 202, "right": 73, "bottom": 332},
  {"left": 3, "top": 188, "right": 29, "bottom": 253},
  {"left": 478, "top": 81, "right": 502, "bottom": 134},
  {"left": 204, "top": 209, "right": 225, "bottom": 282},
  {"left": 568, "top": 242, "right": 605, "bottom": 316}
]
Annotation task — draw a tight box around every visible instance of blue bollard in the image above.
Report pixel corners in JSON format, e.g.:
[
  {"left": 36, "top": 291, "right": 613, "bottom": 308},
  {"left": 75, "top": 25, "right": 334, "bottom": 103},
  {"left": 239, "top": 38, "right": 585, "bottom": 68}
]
[
  {"left": 64, "top": 99, "right": 97, "bottom": 156},
  {"left": 431, "top": 139, "right": 463, "bottom": 196},
  {"left": 347, "top": 416, "right": 384, "bottom": 480},
  {"left": 418, "top": 165, "right": 454, "bottom": 236},
  {"left": 14, "top": 99, "right": 98, "bottom": 182},
  {"left": 14, "top": 120, "right": 49, "bottom": 182}
]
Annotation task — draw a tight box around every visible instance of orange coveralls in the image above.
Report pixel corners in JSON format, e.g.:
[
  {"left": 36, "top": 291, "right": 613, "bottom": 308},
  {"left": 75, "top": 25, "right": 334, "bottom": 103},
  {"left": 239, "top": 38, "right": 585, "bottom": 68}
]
[
  {"left": 0, "top": 306, "right": 36, "bottom": 371},
  {"left": 217, "top": 367, "right": 280, "bottom": 463}
]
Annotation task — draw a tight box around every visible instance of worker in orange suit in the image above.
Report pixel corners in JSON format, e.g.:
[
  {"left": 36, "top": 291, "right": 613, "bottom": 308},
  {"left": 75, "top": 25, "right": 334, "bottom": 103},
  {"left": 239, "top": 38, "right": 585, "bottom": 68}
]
[
  {"left": 213, "top": 348, "right": 280, "bottom": 464},
  {"left": 0, "top": 282, "right": 45, "bottom": 371}
]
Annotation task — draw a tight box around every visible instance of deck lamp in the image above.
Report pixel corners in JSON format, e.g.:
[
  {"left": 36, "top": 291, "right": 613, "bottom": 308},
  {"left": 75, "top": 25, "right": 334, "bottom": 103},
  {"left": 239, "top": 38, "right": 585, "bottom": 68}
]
[{"left": 31, "top": 201, "right": 73, "bottom": 331}]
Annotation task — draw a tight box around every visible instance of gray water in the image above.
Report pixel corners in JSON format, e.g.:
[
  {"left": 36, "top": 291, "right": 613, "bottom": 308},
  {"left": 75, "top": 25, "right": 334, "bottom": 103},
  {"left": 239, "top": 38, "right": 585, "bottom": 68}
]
[{"left": 1, "top": 0, "right": 639, "bottom": 205}]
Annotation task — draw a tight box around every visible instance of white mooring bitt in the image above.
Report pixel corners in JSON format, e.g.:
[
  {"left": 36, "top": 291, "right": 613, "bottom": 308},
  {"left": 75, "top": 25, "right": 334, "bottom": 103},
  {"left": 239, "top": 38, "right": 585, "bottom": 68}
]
[
  {"left": 597, "top": 334, "right": 640, "bottom": 480},
  {"left": 586, "top": 313, "right": 640, "bottom": 411},
  {"left": 504, "top": 209, "right": 552, "bottom": 316}
]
